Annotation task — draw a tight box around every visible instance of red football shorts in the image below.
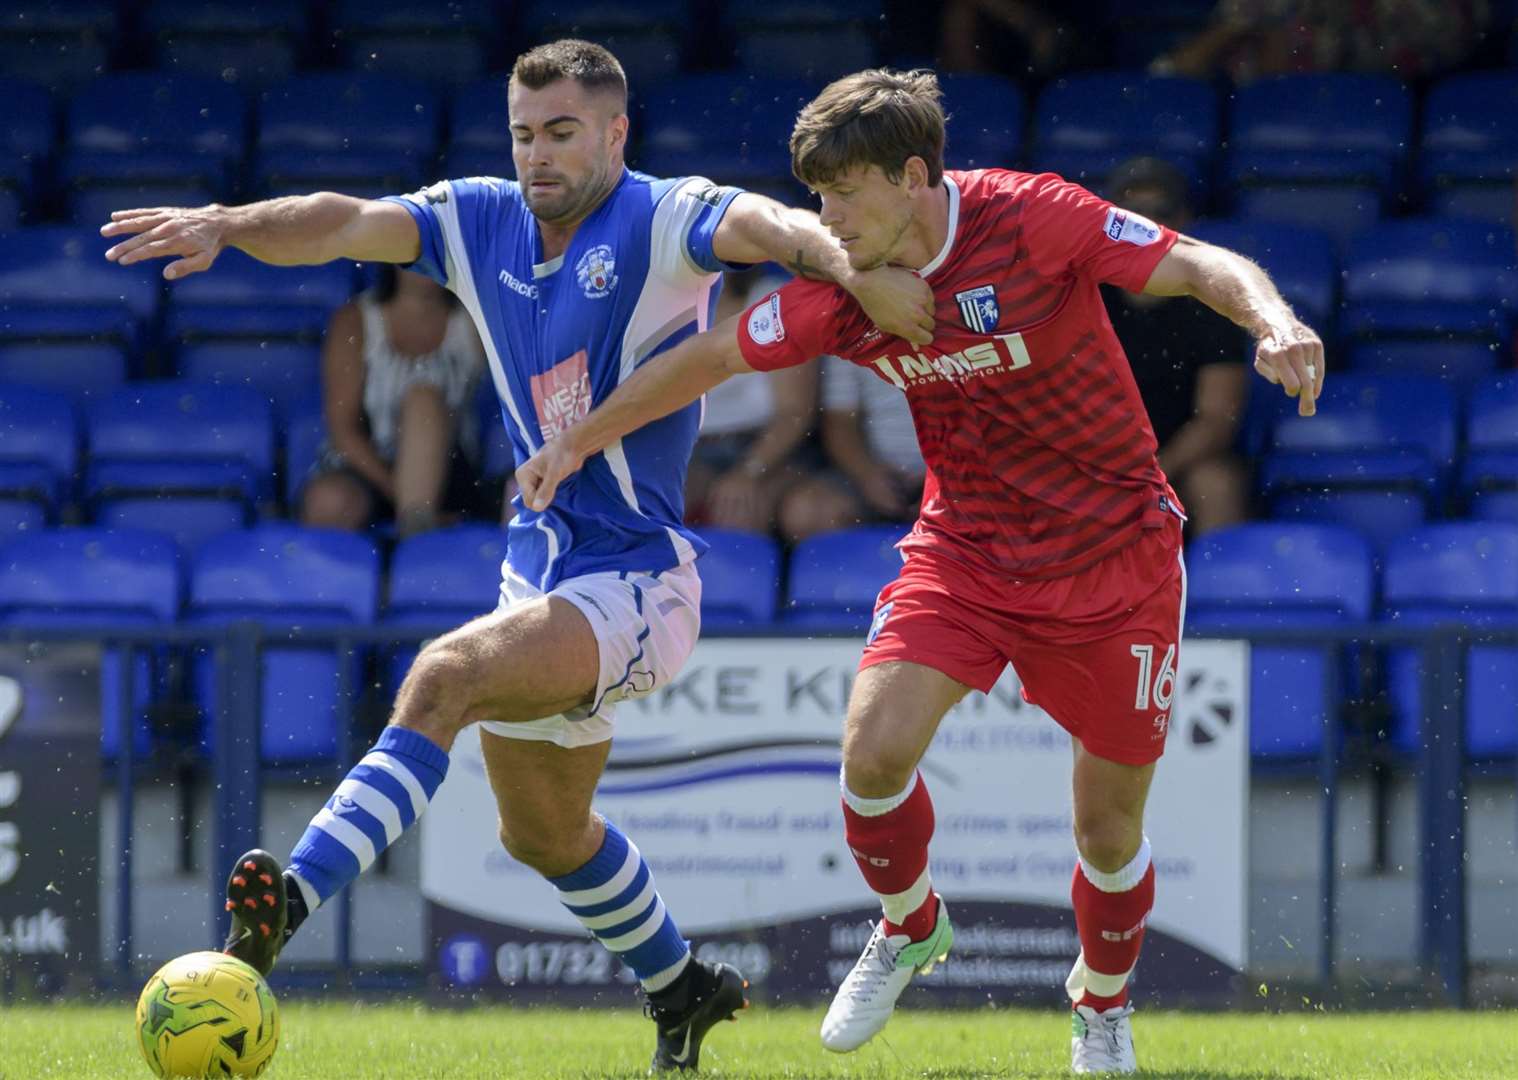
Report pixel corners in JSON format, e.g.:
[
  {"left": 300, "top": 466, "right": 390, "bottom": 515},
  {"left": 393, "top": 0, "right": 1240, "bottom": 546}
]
[{"left": 860, "top": 522, "right": 1186, "bottom": 766}]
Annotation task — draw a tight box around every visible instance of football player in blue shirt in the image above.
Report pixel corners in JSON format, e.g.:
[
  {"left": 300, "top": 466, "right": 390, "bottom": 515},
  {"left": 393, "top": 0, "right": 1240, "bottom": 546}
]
[{"left": 102, "top": 39, "right": 933, "bottom": 1071}]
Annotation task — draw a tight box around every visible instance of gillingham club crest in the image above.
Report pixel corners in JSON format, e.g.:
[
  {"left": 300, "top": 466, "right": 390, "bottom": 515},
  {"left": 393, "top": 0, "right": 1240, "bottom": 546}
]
[
  {"left": 576, "top": 244, "right": 619, "bottom": 299},
  {"left": 955, "top": 284, "right": 1000, "bottom": 333}
]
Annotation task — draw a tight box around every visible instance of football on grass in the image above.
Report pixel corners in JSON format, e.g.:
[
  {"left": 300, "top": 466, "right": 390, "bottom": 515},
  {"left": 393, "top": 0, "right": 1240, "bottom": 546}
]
[{"left": 135, "top": 951, "right": 280, "bottom": 1078}]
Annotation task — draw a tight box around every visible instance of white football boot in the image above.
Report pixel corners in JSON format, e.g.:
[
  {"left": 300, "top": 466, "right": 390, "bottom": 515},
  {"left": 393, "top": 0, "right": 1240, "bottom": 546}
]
[
  {"left": 1070, "top": 1003, "right": 1137, "bottom": 1074},
  {"left": 819, "top": 897, "right": 953, "bottom": 1052}
]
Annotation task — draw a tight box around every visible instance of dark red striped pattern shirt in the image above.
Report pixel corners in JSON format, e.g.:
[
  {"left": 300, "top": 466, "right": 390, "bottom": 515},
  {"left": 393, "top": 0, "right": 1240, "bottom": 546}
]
[{"left": 738, "top": 169, "right": 1185, "bottom": 582}]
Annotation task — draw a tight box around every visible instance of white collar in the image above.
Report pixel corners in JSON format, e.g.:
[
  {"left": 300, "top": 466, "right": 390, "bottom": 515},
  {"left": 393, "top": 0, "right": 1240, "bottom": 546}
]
[{"left": 917, "top": 175, "right": 960, "bottom": 279}]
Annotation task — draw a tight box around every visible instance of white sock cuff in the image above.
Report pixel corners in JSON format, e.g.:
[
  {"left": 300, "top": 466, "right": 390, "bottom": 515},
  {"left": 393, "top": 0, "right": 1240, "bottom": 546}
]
[
  {"left": 1079, "top": 836, "right": 1152, "bottom": 894},
  {"left": 879, "top": 867, "right": 933, "bottom": 925},
  {"left": 288, "top": 869, "right": 321, "bottom": 913},
  {"left": 639, "top": 949, "right": 691, "bottom": 993},
  {"left": 841, "top": 770, "right": 919, "bottom": 817}
]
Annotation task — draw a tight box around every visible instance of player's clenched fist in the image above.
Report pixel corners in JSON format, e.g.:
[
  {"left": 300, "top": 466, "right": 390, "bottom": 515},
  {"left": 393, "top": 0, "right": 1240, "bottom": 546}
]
[
  {"left": 101, "top": 204, "right": 227, "bottom": 280},
  {"left": 518, "top": 437, "right": 589, "bottom": 513},
  {"left": 1253, "top": 318, "right": 1325, "bottom": 417}
]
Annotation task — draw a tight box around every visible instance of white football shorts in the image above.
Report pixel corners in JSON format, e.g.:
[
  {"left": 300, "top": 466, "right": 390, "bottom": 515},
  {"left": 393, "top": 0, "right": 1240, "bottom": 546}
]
[{"left": 478, "top": 562, "right": 702, "bottom": 748}]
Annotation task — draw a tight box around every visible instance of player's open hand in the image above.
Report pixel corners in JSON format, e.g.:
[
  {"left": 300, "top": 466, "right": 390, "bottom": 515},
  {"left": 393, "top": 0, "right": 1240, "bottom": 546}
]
[
  {"left": 849, "top": 265, "right": 935, "bottom": 346},
  {"left": 517, "top": 437, "right": 588, "bottom": 513},
  {"left": 1253, "top": 318, "right": 1325, "bottom": 417},
  {"left": 101, "top": 205, "right": 228, "bottom": 280}
]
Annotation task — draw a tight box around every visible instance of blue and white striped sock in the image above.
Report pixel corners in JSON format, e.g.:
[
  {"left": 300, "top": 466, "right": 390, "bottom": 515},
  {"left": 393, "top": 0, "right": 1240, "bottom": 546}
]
[
  {"left": 550, "top": 821, "right": 691, "bottom": 992},
  {"left": 287, "top": 726, "right": 448, "bottom": 910}
]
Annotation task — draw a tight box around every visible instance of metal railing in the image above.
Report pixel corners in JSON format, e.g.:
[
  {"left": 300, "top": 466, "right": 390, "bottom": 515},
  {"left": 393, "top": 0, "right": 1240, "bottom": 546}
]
[{"left": 5, "top": 620, "right": 1513, "bottom": 1005}]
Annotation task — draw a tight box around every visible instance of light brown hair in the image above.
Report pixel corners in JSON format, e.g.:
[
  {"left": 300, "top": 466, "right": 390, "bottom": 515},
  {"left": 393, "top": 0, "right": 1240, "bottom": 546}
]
[
  {"left": 790, "top": 69, "right": 946, "bottom": 189},
  {"left": 510, "top": 39, "right": 628, "bottom": 112}
]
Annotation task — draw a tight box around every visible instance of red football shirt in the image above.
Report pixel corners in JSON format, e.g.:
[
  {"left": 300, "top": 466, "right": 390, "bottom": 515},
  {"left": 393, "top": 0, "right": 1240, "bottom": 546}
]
[{"left": 738, "top": 169, "right": 1185, "bottom": 582}]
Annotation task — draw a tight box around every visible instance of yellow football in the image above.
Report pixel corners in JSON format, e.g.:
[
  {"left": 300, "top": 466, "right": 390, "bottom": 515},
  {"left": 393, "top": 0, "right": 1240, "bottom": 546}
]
[{"left": 134, "top": 951, "right": 280, "bottom": 1078}]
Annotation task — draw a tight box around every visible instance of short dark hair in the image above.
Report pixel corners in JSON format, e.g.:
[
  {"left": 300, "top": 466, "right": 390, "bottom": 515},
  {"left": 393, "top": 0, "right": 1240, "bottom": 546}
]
[
  {"left": 510, "top": 39, "right": 628, "bottom": 111},
  {"left": 790, "top": 69, "right": 946, "bottom": 190}
]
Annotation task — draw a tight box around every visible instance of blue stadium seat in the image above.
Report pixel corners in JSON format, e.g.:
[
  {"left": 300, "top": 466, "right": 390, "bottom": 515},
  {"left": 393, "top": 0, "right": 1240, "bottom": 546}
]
[
  {"left": 1228, "top": 74, "right": 1411, "bottom": 190},
  {"left": 939, "top": 74, "right": 1025, "bottom": 170},
  {"left": 449, "top": 80, "right": 512, "bottom": 155},
  {"left": 636, "top": 75, "right": 821, "bottom": 185},
  {"left": 1186, "top": 220, "right": 1336, "bottom": 331},
  {"left": 1383, "top": 524, "right": 1518, "bottom": 760},
  {"left": 729, "top": 0, "right": 882, "bottom": 81},
  {"left": 1421, "top": 72, "right": 1518, "bottom": 224},
  {"left": 0, "top": 343, "right": 128, "bottom": 404},
  {"left": 0, "top": 3, "right": 113, "bottom": 89},
  {"left": 0, "top": 227, "right": 162, "bottom": 344},
  {"left": 383, "top": 523, "right": 507, "bottom": 690},
  {"left": 1187, "top": 524, "right": 1374, "bottom": 759},
  {"left": 335, "top": 0, "right": 493, "bottom": 84},
  {"left": 0, "top": 527, "right": 181, "bottom": 758},
  {"left": 1471, "top": 490, "right": 1518, "bottom": 524},
  {"left": 0, "top": 79, "right": 53, "bottom": 200},
  {"left": 146, "top": 0, "right": 305, "bottom": 87},
  {"left": 697, "top": 528, "right": 782, "bottom": 630},
  {"left": 66, "top": 73, "right": 244, "bottom": 164},
  {"left": 0, "top": 384, "right": 78, "bottom": 509},
  {"left": 1261, "top": 374, "right": 1457, "bottom": 499},
  {"left": 1345, "top": 340, "right": 1498, "bottom": 395},
  {"left": 85, "top": 381, "right": 276, "bottom": 504},
  {"left": 523, "top": 0, "right": 688, "bottom": 82},
  {"left": 1341, "top": 219, "right": 1518, "bottom": 347},
  {"left": 284, "top": 409, "right": 326, "bottom": 508},
  {"left": 1269, "top": 490, "right": 1427, "bottom": 554},
  {"left": 1232, "top": 185, "right": 1382, "bottom": 253},
  {"left": 785, "top": 525, "right": 908, "bottom": 631},
  {"left": 96, "top": 496, "right": 248, "bottom": 553},
  {"left": 0, "top": 500, "right": 45, "bottom": 537},
  {"left": 190, "top": 524, "right": 380, "bottom": 763},
  {"left": 165, "top": 249, "right": 353, "bottom": 346},
  {"left": 1462, "top": 374, "right": 1518, "bottom": 495},
  {"left": 258, "top": 74, "right": 440, "bottom": 157},
  {"left": 1034, "top": 74, "right": 1219, "bottom": 189},
  {"left": 176, "top": 342, "right": 321, "bottom": 428}
]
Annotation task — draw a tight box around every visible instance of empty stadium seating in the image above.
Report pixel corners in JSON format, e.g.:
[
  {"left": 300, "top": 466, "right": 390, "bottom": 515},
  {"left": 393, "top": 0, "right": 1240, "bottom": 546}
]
[
  {"left": 0, "top": 527, "right": 181, "bottom": 758},
  {"left": 1383, "top": 524, "right": 1518, "bottom": 760},
  {"left": 189, "top": 524, "right": 380, "bottom": 763},
  {"left": 785, "top": 525, "right": 908, "bottom": 630},
  {"left": 1187, "top": 524, "right": 1375, "bottom": 759},
  {"left": 1420, "top": 71, "right": 1518, "bottom": 224},
  {"left": 697, "top": 528, "right": 782, "bottom": 630},
  {"left": 0, "top": 384, "right": 79, "bottom": 511}
]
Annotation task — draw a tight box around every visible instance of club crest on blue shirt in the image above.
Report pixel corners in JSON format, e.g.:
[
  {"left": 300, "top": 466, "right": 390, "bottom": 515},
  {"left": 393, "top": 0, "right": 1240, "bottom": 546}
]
[
  {"left": 576, "top": 243, "right": 619, "bottom": 299},
  {"left": 955, "top": 284, "right": 999, "bottom": 333}
]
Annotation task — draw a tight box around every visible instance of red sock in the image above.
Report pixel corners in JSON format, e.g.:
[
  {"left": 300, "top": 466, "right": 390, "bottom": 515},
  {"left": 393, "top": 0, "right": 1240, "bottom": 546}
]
[
  {"left": 842, "top": 773, "right": 939, "bottom": 941},
  {"left": 1069, "top": 846, "right": 1155, "bottom": 1010}
]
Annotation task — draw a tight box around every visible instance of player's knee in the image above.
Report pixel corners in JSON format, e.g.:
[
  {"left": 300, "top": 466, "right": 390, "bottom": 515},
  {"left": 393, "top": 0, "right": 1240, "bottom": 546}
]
[
  {"left": 1073, "top": 813, "right": 1143, "bottom": 874},
  {"left": 394, "top": 638, "right": 476, "bottom": 734},
  {"left": 497, "top": 817, "right": 584, "bottom": 877},
  {"left": 841, "top": 738, "right": 918, "bottom": 800}
]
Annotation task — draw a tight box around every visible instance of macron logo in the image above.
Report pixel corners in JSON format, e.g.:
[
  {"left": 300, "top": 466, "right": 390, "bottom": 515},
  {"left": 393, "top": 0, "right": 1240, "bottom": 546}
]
[{"left": 499, "top": 268, "right": 539, "bottom": 300}]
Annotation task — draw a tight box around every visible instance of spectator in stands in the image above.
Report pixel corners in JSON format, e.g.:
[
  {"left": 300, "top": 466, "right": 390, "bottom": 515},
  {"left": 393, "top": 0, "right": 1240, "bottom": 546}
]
[
  {"left": 686, "top": 267, "right": 818, "bottom": 533},
  {"left": 1149, "top": 0, "right": 1490, "bottom": 83},
  {"left": 936, "top": 0, "right": 1108, "bottom": 78},
  {"left": 301, "top": 266, "right": 485, "bottom": 537},
  {"left": 1102, "top": 157, "right": 1250, "bottom": 537},
  {"left": 777, "top": 353, "right": 925, "bottom": 544}
]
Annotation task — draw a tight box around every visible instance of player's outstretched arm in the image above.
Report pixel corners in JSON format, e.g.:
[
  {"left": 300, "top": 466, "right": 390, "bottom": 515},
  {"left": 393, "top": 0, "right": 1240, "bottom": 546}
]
[
  {"left": 710, "top": 193, "right": 935, "bottom": 346},
  {"left": 518, "top": 315, "right": 754, "bottom": 512},
  {"left": 101, "top": 194, "right": 420, "bottom": 280},
  {"left": 1142, "top": 234, "right": 1325, "bottom": 416}
]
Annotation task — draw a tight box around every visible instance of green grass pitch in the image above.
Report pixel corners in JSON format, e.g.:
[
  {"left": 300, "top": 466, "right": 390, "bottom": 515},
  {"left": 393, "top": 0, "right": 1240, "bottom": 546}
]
[{"left": 1, "top": 1003, "right": 1511, "bottom": 1079}]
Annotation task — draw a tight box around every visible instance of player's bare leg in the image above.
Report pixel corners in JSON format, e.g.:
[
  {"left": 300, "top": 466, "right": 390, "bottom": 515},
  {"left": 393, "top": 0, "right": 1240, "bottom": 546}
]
[
  {"left": 821, "top": 661, "right": 968, "bottom": 1052},
  {"left": 1066, "top": 742, "right": 1157, "bottom": 1075},
  {"left": 481, "top": 734, "right": 748, "bottom": 1071},
  {"left": 224, "top": 596, "right": 599, "bottom": 974}
]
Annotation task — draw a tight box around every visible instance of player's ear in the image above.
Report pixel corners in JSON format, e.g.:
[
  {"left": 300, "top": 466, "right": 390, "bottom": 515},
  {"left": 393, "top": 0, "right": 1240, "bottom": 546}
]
[
  {"left": 606, "top": 111, "right": 629, "bottom": 154},
  {"left": 902, "top": 156, "right": 930, "bottom": 194}
]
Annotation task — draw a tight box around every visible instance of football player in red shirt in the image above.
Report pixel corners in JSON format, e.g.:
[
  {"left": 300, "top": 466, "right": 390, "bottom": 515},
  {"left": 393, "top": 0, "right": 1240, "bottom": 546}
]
[{"left": 518, "top": 69, "right": 1323, "bottom": 1074}]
